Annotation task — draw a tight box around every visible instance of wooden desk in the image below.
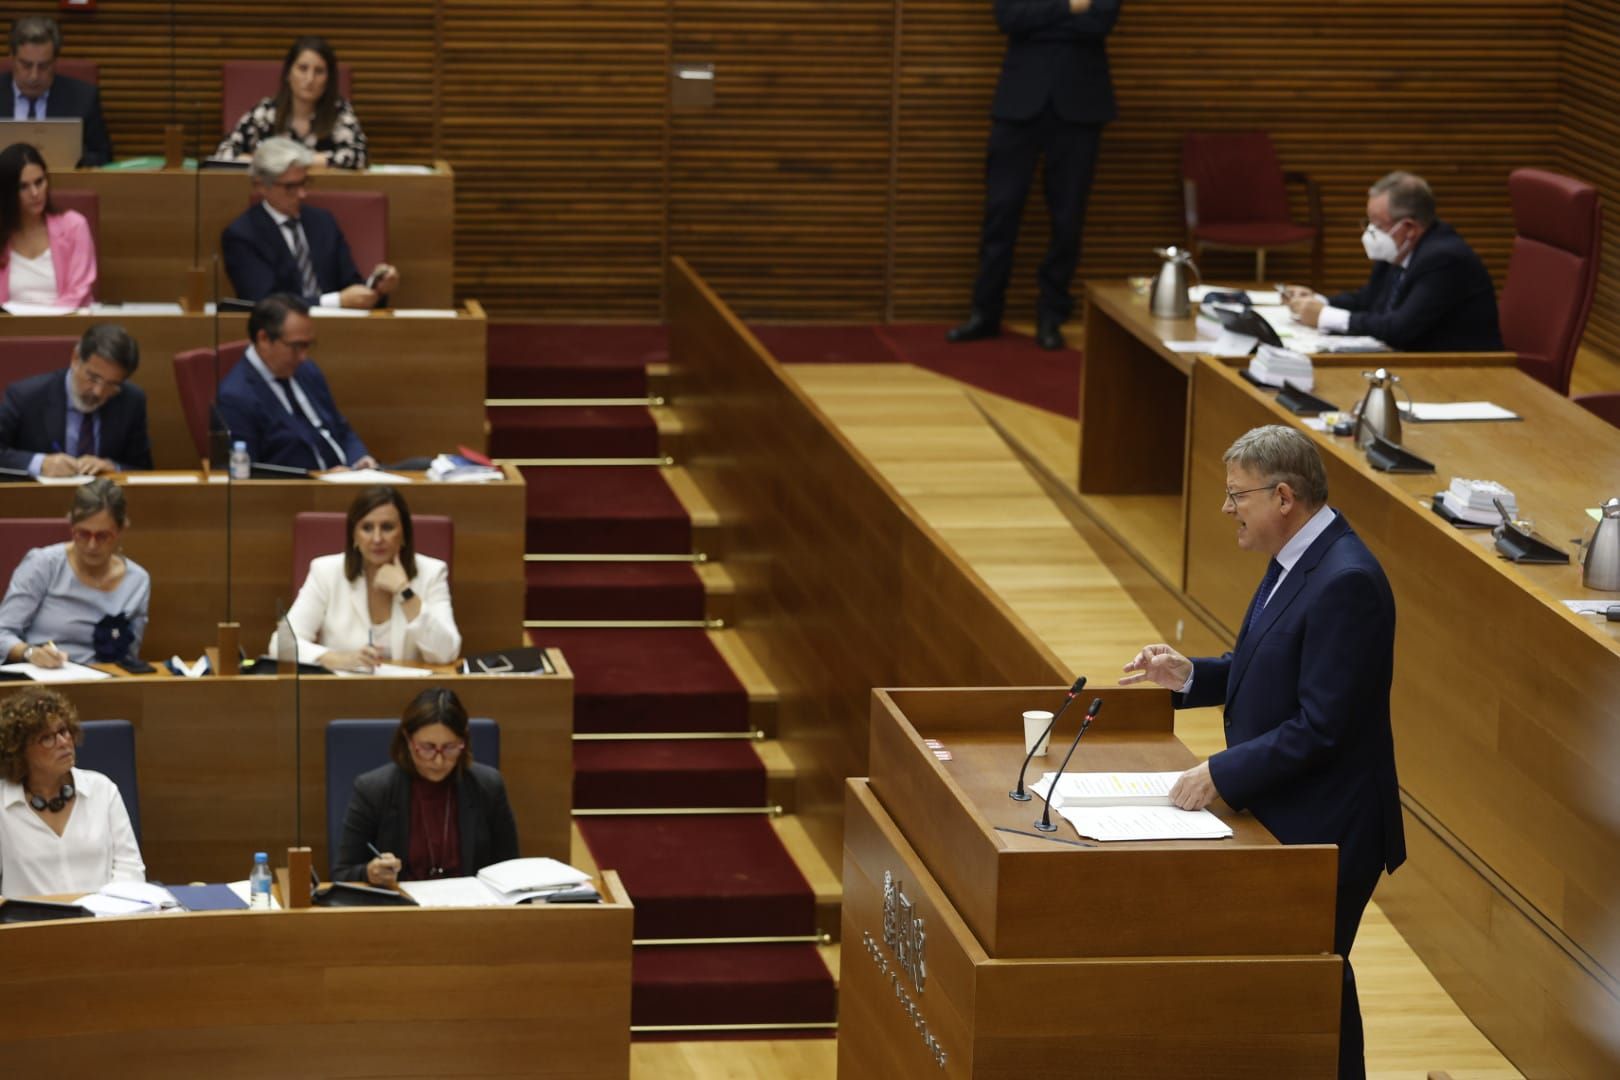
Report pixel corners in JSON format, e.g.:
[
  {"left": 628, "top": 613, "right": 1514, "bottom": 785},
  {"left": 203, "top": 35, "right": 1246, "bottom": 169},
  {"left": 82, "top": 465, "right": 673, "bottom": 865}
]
[
  {"left": 1186, "top": 359, "right": 1620, "bottom": 1073},
  {"left": 24, "top": 662, "right": 572, "bottom": 883},
  {"left": 54, "top": 163, "right": 455, "bottom": 308},
  {"left": 1078, "top": 280, "right": 1514, "bottom": 586},
  {"left": 0, "top": 870, "right": 630, "bottom": 1076},
  {"left": 0, "top": 307, "right": 487, "bottom": 470},
  {"left": 840, "top": 687, "right": 1340, "bottom": 1076},
  {"left": 0, "top": 468, "right": 525, "bottom": 659}
]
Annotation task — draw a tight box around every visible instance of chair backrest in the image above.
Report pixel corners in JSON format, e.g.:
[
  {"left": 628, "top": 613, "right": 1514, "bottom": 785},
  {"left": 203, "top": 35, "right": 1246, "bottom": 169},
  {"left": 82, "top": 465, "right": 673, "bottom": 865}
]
[
  {"left": 1575, "top": 393, "right": 1620, "bottom": 430},
  {"left": 172, "top": 340, "right": 250, "bottom": 460},
  {"left": 0, "top": 59, "right": 99, "bottom": 85},
  {"left": 77, "top": 719, "right": 141, "bottom": 843},
  {"left": 220, "top": 59, "right": 354, "bottom": 136},
  {"left": 1499, "top": 168, "right": 1603, "bottom": 395},
  {"left": 323, "top": 717, "right": 500, "bottom": 876},
  {"left": 248, "top": 190, "right": 389, "bottom": 273},
  {"left": 1181, "top": 132, "right": 1292, "bottom": 228},
  {"left": 292, "top": 511, "right": 454, "bottom": 591},
  {"left": 50, "top": 191, "right": 98, "bottom": 254},
  {"left": 0, "top": 519, "right": 64, "bottom": 589},
  {"left": 0, "top": 336, "right": 74, "bottom": 386}
]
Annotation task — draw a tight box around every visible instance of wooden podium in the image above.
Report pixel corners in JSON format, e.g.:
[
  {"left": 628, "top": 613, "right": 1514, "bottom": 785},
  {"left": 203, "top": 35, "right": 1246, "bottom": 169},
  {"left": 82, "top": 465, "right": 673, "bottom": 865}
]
[{"left": 839, "top": 687, "right": 1342, "bottom": 1077}]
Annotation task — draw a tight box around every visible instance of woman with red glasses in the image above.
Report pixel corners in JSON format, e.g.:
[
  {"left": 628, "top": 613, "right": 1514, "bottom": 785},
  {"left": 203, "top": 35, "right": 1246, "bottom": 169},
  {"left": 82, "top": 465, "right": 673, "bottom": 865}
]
[
  {"left": 333, "top": 687, "right": 518, "bottom": 886},
  {"left": 0, "top": 478, "right": 149, "bottom": 669}
]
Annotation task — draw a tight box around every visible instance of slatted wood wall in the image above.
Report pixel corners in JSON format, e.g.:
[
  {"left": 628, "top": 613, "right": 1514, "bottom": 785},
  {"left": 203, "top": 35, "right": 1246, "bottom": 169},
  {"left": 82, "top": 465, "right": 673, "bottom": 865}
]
[{"left": 20, "top": 1, "right": 1614, "bottom": 366}]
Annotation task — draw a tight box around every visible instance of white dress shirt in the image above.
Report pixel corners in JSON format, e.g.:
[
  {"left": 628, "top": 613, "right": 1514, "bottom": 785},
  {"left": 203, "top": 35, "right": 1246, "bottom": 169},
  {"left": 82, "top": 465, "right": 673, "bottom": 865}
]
[
  {"left": 258, "top": 201, "right": 342, "bottom": 309},
  {"left": 12, "top": 84, "right": 49, "bottom": 120},
  {"left": 270, "top": 552, "right": 462, "bottom": 665},
  {"left": 0, "top": 767, "right": 145, "bottom": 896}
]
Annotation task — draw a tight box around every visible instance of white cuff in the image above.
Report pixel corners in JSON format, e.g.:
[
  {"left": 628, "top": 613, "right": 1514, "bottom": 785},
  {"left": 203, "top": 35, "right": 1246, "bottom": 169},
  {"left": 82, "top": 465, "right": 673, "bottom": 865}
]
[
  {"left": 1178, "top": 670, "right": 1194, "bottom": 695},
  {"left": 1316, "top": 305, "right": 1351, "bottom": 333},
  {"left": 319, "top": 291, "right": 342, "bottom": 309}
]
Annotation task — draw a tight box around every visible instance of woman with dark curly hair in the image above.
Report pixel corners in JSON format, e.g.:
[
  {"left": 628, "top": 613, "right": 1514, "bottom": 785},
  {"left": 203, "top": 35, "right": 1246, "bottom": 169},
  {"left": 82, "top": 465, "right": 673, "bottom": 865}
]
[{"left": 0, "top": 686, "right": 144, "bottom": 895}]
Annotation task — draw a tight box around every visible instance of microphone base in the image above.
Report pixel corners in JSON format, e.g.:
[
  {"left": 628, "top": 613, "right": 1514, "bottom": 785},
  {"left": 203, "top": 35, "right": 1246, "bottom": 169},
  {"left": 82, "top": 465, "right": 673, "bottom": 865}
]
[
  {"left": 1032, "top": 819, "right": 1059, "bottom": 833},
  {"left": 1008, "top": 789, "right": 1032, "bottom": 802}
]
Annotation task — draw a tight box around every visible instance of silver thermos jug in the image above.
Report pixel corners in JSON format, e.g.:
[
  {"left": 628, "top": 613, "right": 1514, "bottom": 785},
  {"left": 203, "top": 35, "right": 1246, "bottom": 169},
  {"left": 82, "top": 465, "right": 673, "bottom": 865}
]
[{"left": 1149, "top": 247, "right": 1200, "bottom": 318}]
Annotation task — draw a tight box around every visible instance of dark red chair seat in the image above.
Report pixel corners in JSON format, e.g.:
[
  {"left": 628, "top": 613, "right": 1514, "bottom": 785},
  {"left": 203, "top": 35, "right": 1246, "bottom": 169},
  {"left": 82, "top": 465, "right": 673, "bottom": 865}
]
[
  {"left": 0, "top": 520, "right": 66, "bottom": 590},
  {"left": 1182, "top": 131, "right": 1322, "bottom": 287},
  {"left": 172, "top": 341, "right": 249, "bottom": 461},
  {"left": 1575, "top": 393, "right": 1620, "bottom": 430},
  {"left": 1499, "top": 168, "right": 1602, "bottom": 395},
  {"left": 292, "top": 512, "right": 453, "bottom": 592}
]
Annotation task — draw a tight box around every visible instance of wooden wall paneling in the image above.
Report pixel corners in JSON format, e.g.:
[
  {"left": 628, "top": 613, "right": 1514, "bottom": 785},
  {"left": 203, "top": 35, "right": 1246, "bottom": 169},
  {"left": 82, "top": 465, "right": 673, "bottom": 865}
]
[
  {"left": 667, "top": 0, "right": 895, "bottom": 320},
  {"left": 1559, "top": 1, "right": 1620, "bottom": 363},
  {"left": 437, "top": 3, "right": 668, "bottom": 316}
]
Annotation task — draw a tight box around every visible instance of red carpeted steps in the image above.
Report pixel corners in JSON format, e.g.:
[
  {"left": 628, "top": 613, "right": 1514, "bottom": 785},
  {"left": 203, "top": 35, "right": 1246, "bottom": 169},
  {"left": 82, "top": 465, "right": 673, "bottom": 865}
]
[{"left": 494, "top": 323, "right": 835, "bottom": 1038}]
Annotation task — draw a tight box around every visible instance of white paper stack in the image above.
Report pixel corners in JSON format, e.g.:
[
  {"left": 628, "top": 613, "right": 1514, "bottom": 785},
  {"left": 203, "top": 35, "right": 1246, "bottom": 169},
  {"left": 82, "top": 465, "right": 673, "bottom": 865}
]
[
  {"left": 1440, "top": 478, "right": 1516, "bottom": 525},
  {"left": 1399, "top": 401, "right": 1520, "bottom": 422},
  {"left": 0, "top": 659, "right": 111, "bottom": 682},
  {"left": 1248, "top": 344, "right": 1315, "bottom": 391},
  {"left": 316, "top": 468, "right": 415, "bottom": 484},
  {"left": 1029, "top": 772, "right": 1234, "bottom": 842},
  {"left": 399, "top": 857, "right": 593, "bottom": 907},
  {"left": 1031, "top": 771, "right": 1182, "bottom": 808},
  {"left": 427, "top": 453, "right": 503, "bottom": 483},
  {"left": 76, "top": 881, "right": 181, "bottom": 917}
]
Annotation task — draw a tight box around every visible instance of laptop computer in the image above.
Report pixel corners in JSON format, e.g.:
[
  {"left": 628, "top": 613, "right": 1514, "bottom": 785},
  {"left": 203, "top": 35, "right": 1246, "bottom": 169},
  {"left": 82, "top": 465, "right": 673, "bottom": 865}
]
[{"left": 0, "top": 117, "right": 85, "bottom": 171}]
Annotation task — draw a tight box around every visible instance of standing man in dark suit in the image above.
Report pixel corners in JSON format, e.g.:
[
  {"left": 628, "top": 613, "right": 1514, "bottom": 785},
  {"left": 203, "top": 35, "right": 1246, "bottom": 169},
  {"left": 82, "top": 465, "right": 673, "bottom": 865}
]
[
  {"left": 0, "top": 323, "right": 151, "bottom": 475},
  {"left": 947, "top": 0, "right": 1121, "bottom": 351},
  {"left": 221, "top": 137, "right": 398, "bottom": 308},
  {"left": 1120, "top": 424, "right": 1404, "bottom": 1080},
  {"left": 1283, "top": 171, "right": 1502, "bottom": 352},
  {"left": 214, "top": 293, "right": 376, "bottom": 472},
  {"left": 6, "top": 16, "right": 114, "bottom": 167}
]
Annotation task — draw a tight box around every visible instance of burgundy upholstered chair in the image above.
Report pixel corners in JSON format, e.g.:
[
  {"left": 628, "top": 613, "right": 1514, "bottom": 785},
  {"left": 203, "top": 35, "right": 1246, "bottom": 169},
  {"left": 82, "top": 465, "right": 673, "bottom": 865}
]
[
  {"left": 172, "top": 341, "right": 249, "bottom": 461},
  {"left": 0, "top": 519, "right": 67, "bottom": 589},
  {"left": 220, "top": 59, "right": 353, "bottom": 135},
  {"left": 0, "top": 58, "right": 99, "bottom": 85},
  {"left": 1499, "top": 168, "right": 1603, "bottom": 396},
  {"left": 50, "top": 188, "right": 99, "bottom": 254},
  {"left": 0, "top": 336, "right": 76, "bottom": 386},
  {"left": 1575, "top": 394, "right": 1620, "bottom": 431},
  {"left": 1182, "top": 132, "right": 1323, "bottom": 288},
  {"left": 246, "top": 189, "right": 389, "bottom": 275},
  {"left": 291, "top": 512, "right": 453, "bottom": 592}
]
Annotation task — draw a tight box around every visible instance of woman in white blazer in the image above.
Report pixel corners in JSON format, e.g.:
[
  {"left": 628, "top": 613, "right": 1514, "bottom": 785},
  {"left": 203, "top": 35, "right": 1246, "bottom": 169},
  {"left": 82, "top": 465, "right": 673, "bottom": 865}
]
[{"left": 273, "top": 486, "right": 461, "bottom": 670}]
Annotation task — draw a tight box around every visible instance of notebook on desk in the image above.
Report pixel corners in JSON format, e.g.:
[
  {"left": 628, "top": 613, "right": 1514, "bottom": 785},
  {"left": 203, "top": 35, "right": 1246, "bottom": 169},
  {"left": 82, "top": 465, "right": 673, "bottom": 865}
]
[{"left": 0, "top": 118, "right": 83, "bottom": 171}]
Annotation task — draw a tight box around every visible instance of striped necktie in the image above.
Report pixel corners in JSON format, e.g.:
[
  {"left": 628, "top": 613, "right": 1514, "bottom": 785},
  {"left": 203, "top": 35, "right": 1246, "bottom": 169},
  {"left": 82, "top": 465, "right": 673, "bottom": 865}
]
[{"left": 282, "top": 218, "right": 321, "bottom": 298}]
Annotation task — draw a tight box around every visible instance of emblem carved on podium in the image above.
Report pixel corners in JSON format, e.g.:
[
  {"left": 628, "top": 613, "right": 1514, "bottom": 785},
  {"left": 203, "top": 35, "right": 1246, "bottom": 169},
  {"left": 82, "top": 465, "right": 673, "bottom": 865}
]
[{"left": 881, "top": 869, "right": 927, "bottom": 993}]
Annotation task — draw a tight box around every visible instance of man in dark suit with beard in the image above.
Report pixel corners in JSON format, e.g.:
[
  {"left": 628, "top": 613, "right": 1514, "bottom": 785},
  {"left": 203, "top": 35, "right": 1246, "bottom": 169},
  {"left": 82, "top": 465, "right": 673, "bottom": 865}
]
[
  {"left": 0, "top": 324, "right": 151, "bottom": 475},
  {"left": 5, "top": 16, "right": 114, "bottom": 167},
  {"left": 947, "top": 0, "right": 1122, "bottom": 351}
]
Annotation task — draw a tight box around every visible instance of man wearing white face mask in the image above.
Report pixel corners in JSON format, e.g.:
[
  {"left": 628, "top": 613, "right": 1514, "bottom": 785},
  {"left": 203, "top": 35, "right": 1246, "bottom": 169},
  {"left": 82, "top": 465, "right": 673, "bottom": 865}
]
[{"left": 1283, "top": 171, "right": 1502, "bottom": 352}]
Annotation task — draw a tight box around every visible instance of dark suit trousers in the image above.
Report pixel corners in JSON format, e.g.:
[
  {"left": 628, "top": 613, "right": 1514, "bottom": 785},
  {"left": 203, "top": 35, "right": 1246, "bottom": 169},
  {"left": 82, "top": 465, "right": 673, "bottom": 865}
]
[
  {"left": 1333, "top": 815, "right": 1387, "bottom": 1080},
  {"left": 970, "top": 104, "right": 1103, "bottom": 324}
]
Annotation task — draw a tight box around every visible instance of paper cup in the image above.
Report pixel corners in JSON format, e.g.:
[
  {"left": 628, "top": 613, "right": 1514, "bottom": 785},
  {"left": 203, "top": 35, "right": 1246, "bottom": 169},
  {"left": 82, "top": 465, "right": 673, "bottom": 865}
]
[{"left": 1022, "top": 710, "right": 1054, "bottom": 757}]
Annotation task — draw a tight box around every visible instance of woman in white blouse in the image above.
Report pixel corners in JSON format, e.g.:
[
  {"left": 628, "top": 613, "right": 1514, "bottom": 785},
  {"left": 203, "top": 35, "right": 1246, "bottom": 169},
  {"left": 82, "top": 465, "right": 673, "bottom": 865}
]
[
  {"left": 0, "top": 686, "right": 144, "bottom": 897},
  {"left": 273, "top": 486, "right": 461, "bottom": 671},
  {"left": 0, "top": 142, "right": 97, "bottom": 309}
]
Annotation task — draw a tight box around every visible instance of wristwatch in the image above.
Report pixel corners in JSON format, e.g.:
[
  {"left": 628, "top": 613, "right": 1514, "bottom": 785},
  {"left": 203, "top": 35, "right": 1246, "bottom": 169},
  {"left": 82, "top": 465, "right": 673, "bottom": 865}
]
[{"left": 400, "top": 587, "right": 416, "bottom": 601}]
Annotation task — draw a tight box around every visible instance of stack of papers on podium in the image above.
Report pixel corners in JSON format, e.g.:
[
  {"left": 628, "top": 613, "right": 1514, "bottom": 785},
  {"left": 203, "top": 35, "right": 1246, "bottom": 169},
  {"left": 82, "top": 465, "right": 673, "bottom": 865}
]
[
  {"left": 75, "top": 881, "right": 181, "bottom": 917},
  {"left": 1248, "top": 344, "right": 1314, "bottom": 390},
  {"left": 1440, "top": 477, "right": 1516, "bottom": 525},
  {"left": 399, "top": 857, "right": 591, "bottom": 907},
  {"left": 1030, "top": 771, "right": 1233, "bottom": 842}
]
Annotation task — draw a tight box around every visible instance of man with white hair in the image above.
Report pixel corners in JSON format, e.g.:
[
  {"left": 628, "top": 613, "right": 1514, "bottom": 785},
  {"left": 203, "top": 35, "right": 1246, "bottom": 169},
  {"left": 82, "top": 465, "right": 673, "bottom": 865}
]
[{"left": 220, "top": 136, "right": 398, "bottom": 308}]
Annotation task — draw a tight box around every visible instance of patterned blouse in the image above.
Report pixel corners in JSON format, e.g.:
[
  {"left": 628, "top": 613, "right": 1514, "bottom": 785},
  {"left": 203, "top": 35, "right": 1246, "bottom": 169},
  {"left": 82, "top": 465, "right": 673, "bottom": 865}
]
[{"left": 215, "top": 96, "right": 369, "bottom": 170}]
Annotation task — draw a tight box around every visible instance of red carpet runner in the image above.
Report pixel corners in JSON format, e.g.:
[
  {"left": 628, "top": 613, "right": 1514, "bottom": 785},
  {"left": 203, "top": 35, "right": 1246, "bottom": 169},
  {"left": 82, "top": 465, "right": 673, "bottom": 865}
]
[{"left": 489, "top": 324, "right": 836, "bottom": 1035}]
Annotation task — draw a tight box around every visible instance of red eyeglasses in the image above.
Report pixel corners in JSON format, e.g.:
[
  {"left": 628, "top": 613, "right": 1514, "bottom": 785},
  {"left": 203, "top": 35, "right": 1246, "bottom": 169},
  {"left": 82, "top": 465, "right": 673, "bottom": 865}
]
[{"left": 71, "top": 527, "right": 116, "bottom": 545}]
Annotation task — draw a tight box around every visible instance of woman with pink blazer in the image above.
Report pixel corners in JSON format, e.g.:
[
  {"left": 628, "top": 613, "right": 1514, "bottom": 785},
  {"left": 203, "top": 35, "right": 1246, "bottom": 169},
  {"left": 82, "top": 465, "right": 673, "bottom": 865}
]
[{"left": 0, "top": 142, "right": 96, "bottom": 309}]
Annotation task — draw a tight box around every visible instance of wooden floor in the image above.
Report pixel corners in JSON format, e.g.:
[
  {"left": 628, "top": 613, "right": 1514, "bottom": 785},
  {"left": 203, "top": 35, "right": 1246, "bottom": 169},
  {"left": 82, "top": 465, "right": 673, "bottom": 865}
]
[{"left": 628, "top": 323, "right": 1620, "bottom": 1077}]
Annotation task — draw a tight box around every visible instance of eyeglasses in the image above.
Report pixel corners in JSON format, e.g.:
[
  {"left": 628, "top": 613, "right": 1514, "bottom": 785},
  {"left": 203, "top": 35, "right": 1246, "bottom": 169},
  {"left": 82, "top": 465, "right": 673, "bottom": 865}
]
[
  {"left": 411, "top": 739, "right": 465, "bottom": 761},
  {"left": 1223, "top": 483, "right": 1279, "bottom": 509},
  {"left": 75, "top": 362, "right": 126, "bottom": 395},
  {"left": 71, "top": 527, "right": 117, "bottom": 544},
  {"left": 35, "top": 726, "right": 73, "bottom": 749}
]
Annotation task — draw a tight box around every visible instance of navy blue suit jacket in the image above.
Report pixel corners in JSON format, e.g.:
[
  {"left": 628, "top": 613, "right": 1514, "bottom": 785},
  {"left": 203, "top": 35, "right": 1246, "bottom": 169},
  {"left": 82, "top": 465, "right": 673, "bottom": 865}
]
[
  {"left": 1329, "top": 221, "right": 1502, "bottom": 352},
  {"left": 990, "top": 0, "right": 1120, "bottom": 123},
  {"left": 1177, "top": 513, "right": 1405, "bottom": 876},
  {"left": 3, "top": 73, "right": 113, "bottom": 167},
  {"left": 0, "top": 369, "right": 152, "bottom": 472},
  {"left": 214, "top": 355, "right": 368, "bottom": 471},
  {"left": 220, "top": 203, "right": 364, "bottom": 305}
]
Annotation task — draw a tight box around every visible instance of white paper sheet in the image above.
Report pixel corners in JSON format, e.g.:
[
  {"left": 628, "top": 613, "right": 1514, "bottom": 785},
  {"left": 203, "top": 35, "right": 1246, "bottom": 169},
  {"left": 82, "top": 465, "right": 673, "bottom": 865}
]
[
  {"left": 1399, "top": 401, "right": 1520, "bottom": 422},
  {"left": 0, "top": 660, "right": 111, "bottom": 682},
  {"left": 1035, "top": 771, "right": 1184, "bottom": 809},
  {"left": 1, "top": 300, "right": 78, "bottom": 316},
  {"left": 122, "top": 473, "right": 201, "bottom": 485},
  {"left": 1056, "top": 805, "right": 1233, "bottom": 842},
  {"left": 333, "top": 662, "right": 434, "bottom": 678},
  {"left": 34, "top": 474, "right": 96, "bottom": 486},
  {"left": 398, "top": 877, "right": 506, "bottom": 907},
  {"left": 315, "top": 468, "right": 414, "bottom": 484},
  {"left": 1564, "top": 600, "right": 1618, "bottom": 616},
  {"left": 390, "top": 309, "right": 460, "bottom": 319},
  {"left": 309, "top": 307, "right": 371, "bottom": 318}
]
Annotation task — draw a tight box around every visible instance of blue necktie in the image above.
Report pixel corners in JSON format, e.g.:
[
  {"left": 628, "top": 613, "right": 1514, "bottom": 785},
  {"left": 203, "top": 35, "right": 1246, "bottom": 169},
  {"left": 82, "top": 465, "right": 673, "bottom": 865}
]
[
  {"left": 1240, "top": 559, "right": 1284, "bottom": 642},
  {"left": 25, "top": 97, "right": 39, "bottom": 120}
]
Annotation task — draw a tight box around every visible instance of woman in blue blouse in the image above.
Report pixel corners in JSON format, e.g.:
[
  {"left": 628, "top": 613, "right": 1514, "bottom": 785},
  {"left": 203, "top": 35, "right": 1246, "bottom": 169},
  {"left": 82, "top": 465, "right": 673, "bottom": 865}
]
[{"left": 0, "top": 479, "right": 149, "bottom": 668}]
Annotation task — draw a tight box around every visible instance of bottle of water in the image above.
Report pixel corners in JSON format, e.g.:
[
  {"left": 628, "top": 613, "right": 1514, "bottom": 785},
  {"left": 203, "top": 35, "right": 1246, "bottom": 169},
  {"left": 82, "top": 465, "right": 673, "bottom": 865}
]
[
  {"left": 249, "top": 851, "right": 273, "bottom": 909},
  {"left": 229, "top": 440, "right": 251, "bottom": 481}
]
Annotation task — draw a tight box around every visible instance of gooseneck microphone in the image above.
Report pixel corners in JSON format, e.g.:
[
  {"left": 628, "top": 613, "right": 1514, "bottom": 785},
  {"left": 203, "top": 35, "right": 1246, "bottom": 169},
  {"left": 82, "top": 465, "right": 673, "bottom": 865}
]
[
  {"left": 1010, "top": 676, "right": 1087, "bottom": 801},
  {"left": 1036, "top": 697, "right": 1103, "bottom": 833}
]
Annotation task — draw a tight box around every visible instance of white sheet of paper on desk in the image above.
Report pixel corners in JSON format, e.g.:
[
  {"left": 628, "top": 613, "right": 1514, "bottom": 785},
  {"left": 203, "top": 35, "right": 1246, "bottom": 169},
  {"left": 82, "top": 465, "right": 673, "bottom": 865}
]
[
  {"left": 34, "top": 474, "right": 95, "bottom": 486},
  {"left": 75, "top": 892, "right": 155, "bottom": 916},
  {"left": 226, "top": 879, "right": 281, "bottom": 909},
  {"left": 399, "top": 876, "right": 506, "bottom": 907},
  {"left": 1563, "top": 600, "right": 1617, "bottom": 616},
  {"left": 309, "top": 306, "right": 371, "bottom": 318},
  {"left": 1162, "top": 340, "right": 1209, "bottom": 353},
  {"left": 1399, "top": 401, "right": 1520, "bottom": 422},
  {"left": 316, "top": 468, "right": 414, "bottom": 484},
  {"left": 0, "top": 660, "right": 111, "bottom": 682},
  {"left": 1056, "top": 805, "right": 1233, "bottom": 842},
  {"left": 390, "top": 309, "right": 460, "bottom": 318},
  {"left": 89, "top": 302, "right": 184, "bottom": 316},
  {"left": 2, "top": 300, "right": 78, "bottom": 316},
  {"left": 333, "top": 662, "right": 434, "bottom": 678},
  {"left": 123, "top": 473, "right": 200, "bottom": 485},
  {"left": 367, "top": 163, "right": 435, "bottom": 175},
  {"left": 1034, "top": 771, "right": 1183, "bottom": 808}
]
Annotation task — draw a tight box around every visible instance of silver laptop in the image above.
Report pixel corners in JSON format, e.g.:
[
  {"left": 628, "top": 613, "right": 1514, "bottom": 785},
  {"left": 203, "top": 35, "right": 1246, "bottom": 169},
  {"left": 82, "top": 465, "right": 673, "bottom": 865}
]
[{"left": 0, "top": 118, "right": 84, "bottom": 171}]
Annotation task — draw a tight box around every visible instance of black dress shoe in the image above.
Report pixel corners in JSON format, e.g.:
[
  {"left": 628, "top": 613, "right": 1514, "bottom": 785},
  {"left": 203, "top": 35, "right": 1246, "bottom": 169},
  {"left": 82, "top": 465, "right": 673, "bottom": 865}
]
[
  {"left": 946, "top": 313, "right": 1001, "bottom": 343},
  {"left": 1035, "top": 318, "right": 1065, "bottom": 351}
]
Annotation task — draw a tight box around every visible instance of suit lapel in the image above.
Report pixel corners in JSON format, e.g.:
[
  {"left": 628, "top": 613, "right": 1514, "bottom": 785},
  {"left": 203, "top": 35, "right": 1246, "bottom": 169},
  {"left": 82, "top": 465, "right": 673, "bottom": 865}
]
[
  {"left": 346, "top": 569, "right": 371, "bottom": 636},
  {"left": 42, "top": 375, "right": 69, "bottom": 450},
  {"left": 1226, "top": 514, "right": 1349, "bottom": 705},
  {"left": 457, "top": 773, "right": 478, "bottom": 873},
  {"left": 253, "top": 205, "right": 299, "bottom": 285},
  {"left": 388, "top": 767, "right": 412, "bottom": 856}
]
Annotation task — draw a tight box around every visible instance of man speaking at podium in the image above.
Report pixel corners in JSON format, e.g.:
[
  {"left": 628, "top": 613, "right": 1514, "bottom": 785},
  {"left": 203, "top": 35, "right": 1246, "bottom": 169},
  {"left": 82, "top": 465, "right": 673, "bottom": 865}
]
[{"left": 1120, "top": 425, "right": 1404, "bottom": 1080}]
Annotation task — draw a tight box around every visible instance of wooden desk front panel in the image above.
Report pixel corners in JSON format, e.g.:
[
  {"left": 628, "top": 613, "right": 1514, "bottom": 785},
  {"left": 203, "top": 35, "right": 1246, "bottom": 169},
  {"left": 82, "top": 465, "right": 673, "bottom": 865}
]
[
  {"left": 1185, "top": 360, "right": 1620, "bottom": 1026},
  {"left": 0, "top": 471, "right": 524, "bottom": 660},
  {"left": 0, "top": 888, "right": 631, "bottom": 1077},
  {"left": 50, "top": 669, "right": 572, "bottom": 883},
  {"left": 840, "top": 780, "right": 1340, "bottom": 1079},
  {"left": 0, "top": 310, "right": 486, "bottom": 471},
  {"left": 54, "top": 166, "right": 455, "bottom": 309}
]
